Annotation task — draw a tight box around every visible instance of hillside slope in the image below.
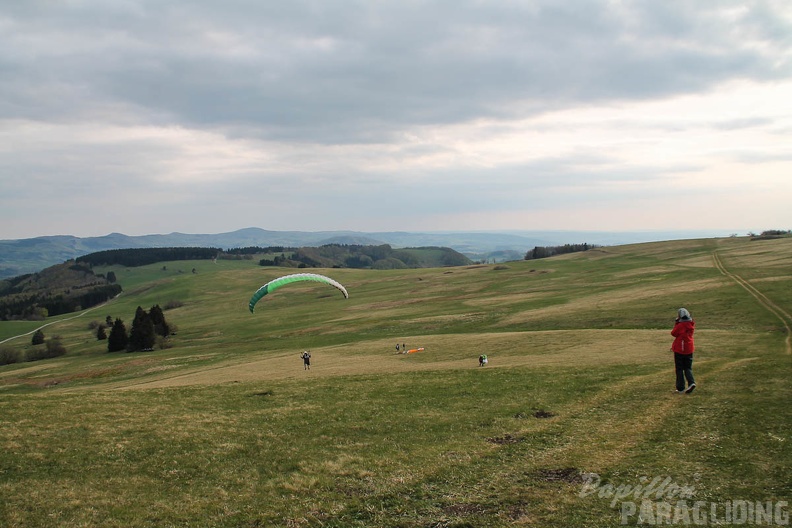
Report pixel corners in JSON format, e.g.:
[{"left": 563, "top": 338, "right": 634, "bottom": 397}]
[{"left": 0, "top": 236, "right": 789, "bottom": 527}]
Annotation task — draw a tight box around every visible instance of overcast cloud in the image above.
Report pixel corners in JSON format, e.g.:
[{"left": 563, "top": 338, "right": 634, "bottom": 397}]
[{"left": 1, "top": 0, "right": 790, "bottom": 239}]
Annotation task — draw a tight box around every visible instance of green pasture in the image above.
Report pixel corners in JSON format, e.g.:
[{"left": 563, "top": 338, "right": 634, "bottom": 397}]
[{"left": 0, "top": 236, "right": 790, "bottom": 527}]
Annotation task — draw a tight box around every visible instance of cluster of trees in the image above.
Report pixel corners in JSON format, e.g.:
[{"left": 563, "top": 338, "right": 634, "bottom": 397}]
[
  {"left": 524, "top": 243, "right": 597, "bottom": 260},
  {"left": 749, "top": 230, "right": 792, "bottom": 240},
  {"left": 225, "top": 246, "right": 287, "bottom": 256},
  {"left": 258, "top": 244, "right": 471, "bottom": 269},
  {"left": 77, "top": 247, "right": 220, "bottom": 267},
  {"left": 0, "top": 261, "right": 122, "bottom": 320},
  {"left": 225, "top": 244, "right": 472, "bottom": 269},
  {"left": 0, "top": 283, "right": 122, "bottom": 320},
  {"left": 0, "top": 300, "right": 49, "bottom": 321},
  {"left": 0, "top": 304, "right": 176, "bottom": 366},
  {"left": 106, "top": 305, "right": 172, "bottom": 353}
]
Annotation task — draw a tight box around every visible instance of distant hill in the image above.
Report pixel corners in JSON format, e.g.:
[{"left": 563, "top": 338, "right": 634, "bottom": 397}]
[
  {"left": 0, "top": 260, "right": 122, "bottom": 320},
  {"left": 0, "top": 227, "right": 737, "bottom": 279},
  {"left": 0, "top": 229, "right": 539, "bottom": 278}
]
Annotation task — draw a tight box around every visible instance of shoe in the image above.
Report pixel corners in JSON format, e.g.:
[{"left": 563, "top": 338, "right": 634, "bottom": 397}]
[{"left": 684, "top": 383, "right": 696, "bottom": 394}]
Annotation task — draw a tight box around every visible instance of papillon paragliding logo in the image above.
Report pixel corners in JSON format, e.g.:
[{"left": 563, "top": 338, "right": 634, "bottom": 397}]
[{"left": 248, "top": 273, "right": 349, "bottom": 313}]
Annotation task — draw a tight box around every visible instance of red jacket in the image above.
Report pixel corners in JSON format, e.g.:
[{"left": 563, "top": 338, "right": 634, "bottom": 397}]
[{"left": 671, "top": 320, "right": 695, "bottom": 354}]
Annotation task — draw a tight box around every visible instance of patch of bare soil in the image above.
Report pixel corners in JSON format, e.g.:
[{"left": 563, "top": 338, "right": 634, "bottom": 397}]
[
  {"left": 487, "top": 433, "right": 523, "bottom": 445},
  {"left": 534, "top": 467, "right": 583, "bottom": 483}
]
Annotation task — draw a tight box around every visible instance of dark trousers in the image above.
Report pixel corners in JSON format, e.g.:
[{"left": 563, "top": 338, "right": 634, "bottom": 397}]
[{"left": 674, "top": 353, "right": 695, "bottom": 391}]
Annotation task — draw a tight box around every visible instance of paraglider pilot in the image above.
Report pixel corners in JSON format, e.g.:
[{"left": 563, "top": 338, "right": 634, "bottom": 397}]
[{"left": 301, "top": 350, "right": 311, "bottom": 370}]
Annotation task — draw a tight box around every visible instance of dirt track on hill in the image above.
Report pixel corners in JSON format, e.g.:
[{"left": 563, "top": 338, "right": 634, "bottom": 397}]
[{"left": 713, "top": 250, "right": 792, "bottom": 355}]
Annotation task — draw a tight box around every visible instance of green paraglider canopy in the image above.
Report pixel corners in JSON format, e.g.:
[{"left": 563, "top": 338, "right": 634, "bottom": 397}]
[{"left": 249, "top": 273, "right": 349, "bottom": 313}]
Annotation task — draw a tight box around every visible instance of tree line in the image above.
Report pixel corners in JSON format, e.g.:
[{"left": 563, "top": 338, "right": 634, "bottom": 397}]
[
  {"left": 524, "top": 243, "right": 597, "bottom": 260},
  {"left": 225, "top": 246, "right": 287, "bottom": 255},
  {"left": 749, "top": 229, "right": 791, "bottom": 240},
  {"left": 77, "top": 247, "right": 220, "bottom": 267},
  {"left": 257, "top": 244, "right": 471, "bottom": 269}
]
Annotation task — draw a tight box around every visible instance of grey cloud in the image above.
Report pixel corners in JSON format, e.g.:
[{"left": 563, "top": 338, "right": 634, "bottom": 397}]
[
  {"left": 2, "top": 1, "right": 789, "bottom": 143},
  {"left": 2, "top": 1, "right": 791, "bottom": 239}
]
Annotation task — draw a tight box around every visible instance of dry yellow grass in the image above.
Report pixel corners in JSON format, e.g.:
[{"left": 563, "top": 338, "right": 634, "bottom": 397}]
[{"left": 0, "top": 361, "right": 66, "bottom": 379}]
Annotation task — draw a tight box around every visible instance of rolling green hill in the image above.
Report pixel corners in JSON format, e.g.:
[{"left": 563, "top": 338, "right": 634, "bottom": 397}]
[{"left": 0, "top": 236, "right": 789, "bottom": 527}]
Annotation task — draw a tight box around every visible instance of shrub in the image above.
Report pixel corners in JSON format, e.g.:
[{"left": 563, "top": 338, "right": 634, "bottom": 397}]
[
  {"left": 0, "top": 346, "right": 22, "bottom": 365},
  {"left": 45, "top": 337, "right": 67, "bottom": 358},
  {"left": 31, "top": 329, "right": 45, "bottom": 345},
  {"left": 25, "top": 337, "right": 67, "bottom": 361}
]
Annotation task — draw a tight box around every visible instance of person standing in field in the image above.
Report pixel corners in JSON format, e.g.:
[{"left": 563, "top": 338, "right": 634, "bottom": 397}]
[
  {"left": 301, "top": 350, "right": 311, "bottom": 370},
  {"left": 671, "top": 308, "right": 696, "bottom": 393}
]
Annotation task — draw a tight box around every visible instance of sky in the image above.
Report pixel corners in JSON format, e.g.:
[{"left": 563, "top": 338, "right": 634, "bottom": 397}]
[{"left": 1, "top": 0, "right": 791, "bottom": 240}]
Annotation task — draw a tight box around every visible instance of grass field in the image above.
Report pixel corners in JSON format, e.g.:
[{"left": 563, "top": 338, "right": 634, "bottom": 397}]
[{"left": 0, "top": 236, "right": 790, "bottom": 527}]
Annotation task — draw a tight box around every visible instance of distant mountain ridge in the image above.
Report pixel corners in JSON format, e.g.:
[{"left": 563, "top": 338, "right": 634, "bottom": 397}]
[{"left": 0, "top": 227, "right": 735, "bottom": 279}]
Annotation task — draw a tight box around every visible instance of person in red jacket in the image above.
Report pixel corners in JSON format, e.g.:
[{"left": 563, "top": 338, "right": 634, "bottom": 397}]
[{"left": 671, "top": 308, "right": 696, "bottom": 393}]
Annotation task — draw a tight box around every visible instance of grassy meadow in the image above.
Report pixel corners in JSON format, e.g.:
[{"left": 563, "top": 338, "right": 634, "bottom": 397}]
[{"left": 0, "top": 236, "right": 790, "bottom": 527}]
